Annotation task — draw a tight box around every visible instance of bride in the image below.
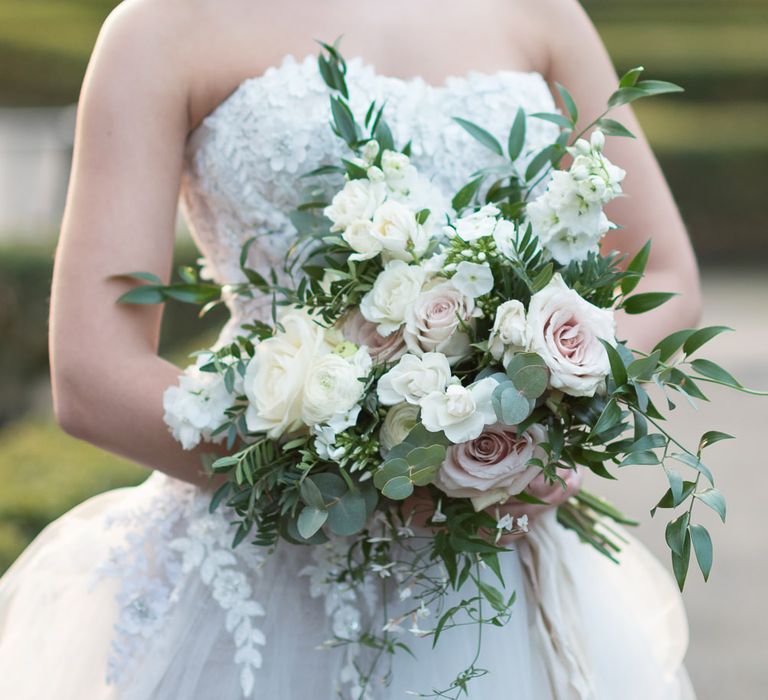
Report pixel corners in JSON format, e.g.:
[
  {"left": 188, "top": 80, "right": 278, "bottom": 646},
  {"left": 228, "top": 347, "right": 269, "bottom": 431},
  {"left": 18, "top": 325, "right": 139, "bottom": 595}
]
[{"left": 0, "top": 0, "right": 702, "bottom": 698}]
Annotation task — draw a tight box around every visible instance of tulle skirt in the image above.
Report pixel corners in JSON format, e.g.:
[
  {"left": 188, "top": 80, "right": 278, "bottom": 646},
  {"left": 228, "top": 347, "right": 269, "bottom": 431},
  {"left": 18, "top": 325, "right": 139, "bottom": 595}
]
[{"left": 0, "top": 472, "right": 696, "bottom": 699}]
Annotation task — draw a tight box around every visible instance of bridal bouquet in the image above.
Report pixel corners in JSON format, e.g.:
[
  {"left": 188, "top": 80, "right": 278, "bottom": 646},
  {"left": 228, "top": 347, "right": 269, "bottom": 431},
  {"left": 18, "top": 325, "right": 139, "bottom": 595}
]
[{"left": 121, "top": 42, "right": 759, "bottom": 698}]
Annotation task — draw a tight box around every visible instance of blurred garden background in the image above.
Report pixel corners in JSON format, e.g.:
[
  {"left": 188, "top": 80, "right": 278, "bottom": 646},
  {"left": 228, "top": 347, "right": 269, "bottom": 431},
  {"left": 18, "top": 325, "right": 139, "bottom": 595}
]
[{"left": 0, "top": 1, "right": 766, "bottom": 696}]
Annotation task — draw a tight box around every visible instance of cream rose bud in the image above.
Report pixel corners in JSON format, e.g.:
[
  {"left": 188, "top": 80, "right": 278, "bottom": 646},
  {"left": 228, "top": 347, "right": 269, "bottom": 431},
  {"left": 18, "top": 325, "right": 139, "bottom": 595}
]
[
  {"left": 360, "top": 260, "right": 428, "bottom": 336},
  {"left": 342, "top": 219, "right": 383, "bottom": 261},
  {"left": 244, "top": 311, "right": 329, "bottom": 439},
  {"left": 371, "top": 200, "right": 429, "bottom": 260},
  {"left": 301, "top": 348, "right": 372, "bottom": 427},
  {"left": 526, "top": 274, "right": 616, "bottom": 397},
  {"left": 434, "top": 424, "right": 547, "bottom": 510},
  {"left": 377, "top": 352, "right": 451, "bottom": 406},
  {"left": 324, "top": 178, "right": 386, "bottom": 232},
  {"left": 403, "top": 281, "right": 477, "bottom": 364},
  {"left": 451, "top": 261, "right": 494, "bottom": 298},
  {"left": 489, "top": 300, "right": 528, "bottom": 366},
  {"left": 380, "top": 403, "right": 421, "bottom": 451},
  {"left": 420, "top": 377, "right": 498, "bottom": 444}
]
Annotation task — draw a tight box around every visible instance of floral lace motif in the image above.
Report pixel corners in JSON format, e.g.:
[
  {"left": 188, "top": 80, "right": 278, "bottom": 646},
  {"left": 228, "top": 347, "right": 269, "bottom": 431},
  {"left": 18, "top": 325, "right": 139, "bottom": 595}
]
[{"left": 96, "top": 476, "right": 267, "bottom": 697}]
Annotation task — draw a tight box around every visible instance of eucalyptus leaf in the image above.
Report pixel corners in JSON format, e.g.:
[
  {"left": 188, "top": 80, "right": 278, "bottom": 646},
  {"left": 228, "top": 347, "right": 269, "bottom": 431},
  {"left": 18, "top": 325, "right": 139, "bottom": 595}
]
[
  {"left": 297, "top": 506, "right": 328, "bottom": 539},
  {"left": 327, "top": 490, "right": 368, "bottom": 536}
]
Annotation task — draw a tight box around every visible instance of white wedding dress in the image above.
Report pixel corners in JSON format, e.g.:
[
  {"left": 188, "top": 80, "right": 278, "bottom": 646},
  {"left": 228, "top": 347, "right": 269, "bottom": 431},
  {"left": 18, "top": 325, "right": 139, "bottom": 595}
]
[{"left": 0, "top": 55, "right": 695, "bottom": 700}]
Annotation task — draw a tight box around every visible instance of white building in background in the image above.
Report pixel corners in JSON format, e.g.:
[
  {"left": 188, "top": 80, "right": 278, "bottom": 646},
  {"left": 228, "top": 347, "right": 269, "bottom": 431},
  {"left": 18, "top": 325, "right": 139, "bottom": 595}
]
[{"left": 0, "top": 105, "right": 76, "bottom": 240}]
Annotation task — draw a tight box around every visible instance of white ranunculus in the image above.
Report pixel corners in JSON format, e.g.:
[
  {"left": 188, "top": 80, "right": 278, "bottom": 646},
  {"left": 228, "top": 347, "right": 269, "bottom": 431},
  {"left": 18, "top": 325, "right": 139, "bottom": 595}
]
[
  {"left": 377, "top": 352, "right": 452, "bottom": 406},
  {"left": 163, "top": 357, "right": 234, "bottom": 450},
  {"left": 371, "top": 200, "right": 430, "bottom": 260},
  {"left": 342, "top": 219, "right": 383, "bottom": 261},
  {"left": 324, "top": 178, "right": 386, "bottom": 233},
  {"left": 380, "top": 402, "right": 421, "bottom": 450},
  {"left": 243, "top": 311, "right": 330, "bottom": 439},
  {"left": 454, "top": 204, "right": 500, "bottom": 241},
  {"left": 420, "top": 377, "right": 498, "bottom": 443},
  {"left": 492, "top": 219, "right": 517, "bottom": 259},
  {"left": 451, "top": 261, "right": 494, "bottom": 298},
  {"left": 360, "top": 260, "right": 428, "bottom": 336},
  {"left": 526, "top": 274, "right": 616, "bottom": 397},
  {"left": 403, "top": 281, "right": 477, "bottom": 363},
  {"left": 489, "top": 300, "right": 528, "bottom": 367},
  {"left": 302, "top": 348, "right": 372, "bottom": 427}
]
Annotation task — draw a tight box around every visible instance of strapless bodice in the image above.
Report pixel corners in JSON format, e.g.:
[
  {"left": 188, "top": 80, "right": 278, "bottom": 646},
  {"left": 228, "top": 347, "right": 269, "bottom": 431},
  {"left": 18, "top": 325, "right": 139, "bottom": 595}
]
[{"left": 179, "top": 54, "right": 558, "bottom": 322}]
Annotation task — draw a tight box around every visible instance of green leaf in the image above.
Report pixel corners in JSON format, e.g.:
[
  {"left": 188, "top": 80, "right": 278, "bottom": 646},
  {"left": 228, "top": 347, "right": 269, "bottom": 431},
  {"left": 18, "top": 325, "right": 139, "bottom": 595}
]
[
  {"left": 451, "top": 176, "right": 485, "bottom": 212},
  {"left": 505, "top": 353, "right": 550, "bottom": 399},
  {"left": 327, "top": 490, "right": 368, "bottom": 536},
  {"left": 664, "top": 466, "right": 684, "bottom": 505},
  {"left": 600, "top": 339, "right": 628, "bottom": 387},
  {"left": 651, "top": 480, "right": 696, "bottom": 514},
  {"left": 524, "top": 145, "right": 557, "bottom": 182},
  {"left": 405, "top": 445, "right": 446, "bottom": 485},
  {"left": 653, "top": 329, "right": 696, "bottom": 363},
  {"left": 530, "top": 262, "right": 554, "bottom": 293},
  {"left": 620, "top": 240, "right": 651, "bottom": 295},
  {"left": 382, "top": 476, "right": 413, "bottom": 500},
  {"left": 297, "top": 506, "right": 328, "bottom": 539},
  {"left": 122, "top": 271, "right": 163, "bottom": 285},
  {"left": 695, "top": 488, "right": 727, "bottom": 523},
  {"left": 690, "top": 359, "right": 742, "bottom": 388},
  {"left": 670, "top": 452, "right": 714, "bottom": 485},
  {"left": 627, "top": 350, "right": 661, "bottom": 381},
  {"left": 117, "top": 285, "right": 165, "bottom": 305},
  {"left": 477, "top": 580, "right": 507, "bottom": 612},
  {"left": 671, "top": 529, "right": 692, "bottom": 591},
  {"left": 699, "top": 430, "right": 735, "bottom": 451},
  {"left": 592, "top": 398, "right": 622, "bottom": 435},
  {"left": 665, "top": 512, "right": 690, "bottom": 556},
  {"left": 619, "top": 66, "right": 644, "bottom": 88},
  {"left": 530, "top": 112, "right": 573, "bottom": 129},
  {"left": 682, "top": 326, "right": 733, "bottom": 356},
  {"left": 507, "top": 107, "right": 527, "bottom": 161},
  {"left": 595, "top": 118, "right": 635, "bottom": 138},
  {"left": 690, "top": 524, "right": 713, "bottom": 581},
  {"left": 162, "top": 284, "right": 221, "bottom": 304},
  {"left": 300, "top": 478, "right": 325, "bottom": 509},
  {"left": 453, "top": 117, "right": 503, "bottom": 156},
  {"left": 373, "top": 459, "right": 414, "bottom": 500},
  {"left": 555, "top": 83, "right": 578, "bottom": 123},
  {"left": 618, "top": 450, "right": 660, "bottom": 467},
  {"left": 621, "top": 291, "right": 677, "bottom": 314},
  {"left": 330, "top": 96, "right": 358, "bottom": 144},
  {"left": 311, "top": 472, "right": 347, "bottom": 503},
  {"left": 492, "top": 384, "right": 535, "bottom": 426}
]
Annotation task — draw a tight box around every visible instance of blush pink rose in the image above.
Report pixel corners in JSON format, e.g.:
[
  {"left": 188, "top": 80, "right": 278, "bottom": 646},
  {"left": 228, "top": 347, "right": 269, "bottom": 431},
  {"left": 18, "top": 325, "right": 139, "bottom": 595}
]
[
  {"left": 343, "top": 310, "right": 407, "bottom": 364},
  {"left": 435, "top": 423, "right": 547, "bottom": 510}
]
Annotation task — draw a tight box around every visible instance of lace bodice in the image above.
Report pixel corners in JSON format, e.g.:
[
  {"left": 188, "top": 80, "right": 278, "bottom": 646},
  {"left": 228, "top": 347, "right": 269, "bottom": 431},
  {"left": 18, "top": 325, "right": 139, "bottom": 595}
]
[{"left": 180, "top": 54, "right": 558, "bottom": 323}]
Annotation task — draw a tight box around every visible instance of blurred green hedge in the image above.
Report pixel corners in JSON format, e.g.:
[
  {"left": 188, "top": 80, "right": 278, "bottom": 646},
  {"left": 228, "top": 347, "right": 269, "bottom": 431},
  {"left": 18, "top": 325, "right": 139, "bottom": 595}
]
[{"left": 0, "top": 419, "right": 146, "bottom": 573}]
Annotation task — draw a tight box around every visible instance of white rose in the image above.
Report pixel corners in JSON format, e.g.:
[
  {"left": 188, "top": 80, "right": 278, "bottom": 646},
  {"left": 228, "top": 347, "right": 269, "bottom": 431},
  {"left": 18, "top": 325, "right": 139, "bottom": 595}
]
[
  {"left": 377, "top": 352, "right": 451, "bottom": 406},
  {"left": 244, "top": 311, "right": 329, "bottom": 439},
  {"left": 489, "top": 300, "right": 528, "bottom": 367},
  {"left": 403, "top": 281, "right": 477, "bottom": 364},
  {"left": 360, "top": 260, "right": 428, "bottom": 336},
  {"left": 342, "top": 219, "right": 383, "bottom": 261},
  {"left": 454, "top": 204, "right": 500, "bottom": 241},
  {"left": 302, "top": 348, "right": 372, "bottom": 426},
  {"left": 451, "top": 261, "right": 494, "bottom": 298},
  {"left": 420, "top": 377, "right": 498, "bottom": 444},
  {"left": 380, "top": 402, "right": 421, "bottom": 450},
  {"left": 526, "top": 274, "right": 616, "bottom": 397},
  {"left": 371, "top": 200, "right": 430, "bottom": 260},
  {"left": 324, "top": 178, "right": 386, "bottom": 232}
]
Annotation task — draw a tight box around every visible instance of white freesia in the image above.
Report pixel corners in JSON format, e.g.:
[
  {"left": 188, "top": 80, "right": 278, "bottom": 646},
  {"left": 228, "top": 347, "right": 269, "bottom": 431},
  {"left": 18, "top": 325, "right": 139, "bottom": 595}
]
[
  {"left": 380, "top": 403, "right": 421, "bottom": 451},
  {"left": 163, "top": 356, "right": 234, "bottom": 450},
  {"left": 489, "top": 300, "right": 528, "bottom": 367},
  {"left": 302, "top": 348, "right": 372, "bottom": 427},
  {"left": 377, "top": 353, "right": 451, "bottom": 406},
  {"left": 324, "top": 178, "right": 386, "bottom": 232},
  {"left": 371, "top": 200, "right": 430, "bottom": 260},
  {"left": 420, "top": 377, "right": 498, "bottom": 443},
  {"left": 453, "top": 204, "right": 499, "bottom": 241},
  {"left": 243, "top": 311, "right": 329, "bottom": 439},
  {"left": 451, "top": 261, "right": 494, "bottom": 298},
  {"left": 526, "top": 274, "right": 616, "bottom": 397},
  {"left": 342, "top": 219, "right": 383, "bottom": 261},
  {"left": 360, "top": 260, "right": 428, "bottom": 336}
]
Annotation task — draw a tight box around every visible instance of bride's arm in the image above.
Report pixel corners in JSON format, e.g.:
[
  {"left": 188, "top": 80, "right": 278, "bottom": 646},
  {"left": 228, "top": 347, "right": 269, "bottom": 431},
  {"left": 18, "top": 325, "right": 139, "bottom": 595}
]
[
  {"left": 528, "top": 0, "right": 702, "bottom": 351},
  {"left": 50, "top": 4, "right": 215, "bottom": 486}
]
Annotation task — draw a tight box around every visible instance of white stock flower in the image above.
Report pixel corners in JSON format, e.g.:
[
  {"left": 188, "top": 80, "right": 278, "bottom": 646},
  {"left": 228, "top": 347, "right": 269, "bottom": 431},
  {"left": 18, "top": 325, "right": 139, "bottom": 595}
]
[
  {"left": 324, "top": 178, "right": 386, "bottom": 232},
  {"left": 302, "top": 348, "right": 372, "bottom": 427},
  {"left": 381, "top": 150, "right": 416, "bottom": 194},
  {"left": 360, "top": 260, "right": 428, "bottom": 336},
  {"left": 489, "top": 300, "right": 528, "bottom": 367},
  {"left": 163, "top": 357, "right": 234, "bottom": 450},
  {"left": 492, "top": 219, "right": 517, "bottom": 259},
  {"left": 342, "top": 219, "right": 382, "bottom": 261},
  {"left": 243, "top": 311, "right": 329, "bottom": 439},
  {"left": 451, "top": 261, "right": 494, "bottom": 298},
  {"left": 380, "top": 403, "right": 421, "bottom": 450},
  {"left": 377, "top": 353, "right": 451, "bottom": 406},
  {"left": 371, "top": 200, "right": 430, "bottom": 260},
  {"left": 526, "top": 274, "right": 616, "bottom": 397},
  {"left": 420, "top": 377, "right": 498, "bottom": 443},
  {"left": 453, "top": 205, "right": 499, "bottom": 241}
]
